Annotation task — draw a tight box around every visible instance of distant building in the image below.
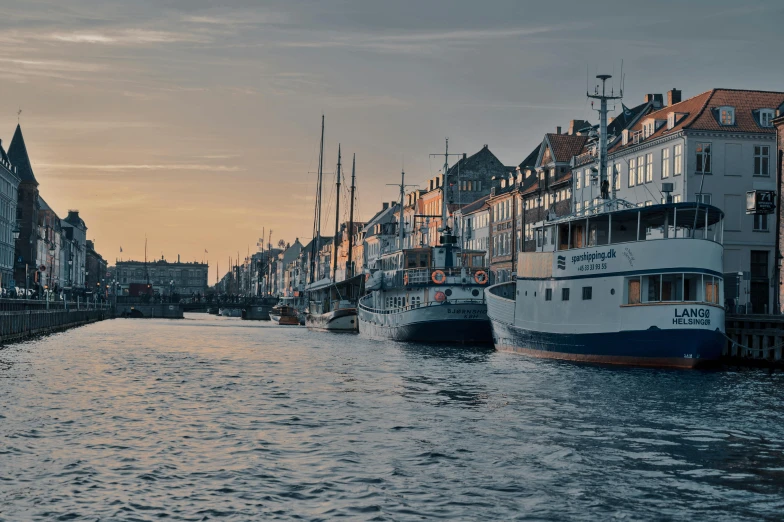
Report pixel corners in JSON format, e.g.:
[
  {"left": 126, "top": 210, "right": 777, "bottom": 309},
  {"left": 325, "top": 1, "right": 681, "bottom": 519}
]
[
  {"left": 115, "top": 257, "right": 208, "bottom": 297},
  {"left": 0, "top": 136, "right": 19, "bottom": 289},
  {"left": 61, "top": 210, "right": 88, "bottom": 289},
  {"left": 36, "top": 197, "right": 63, "bottom": 292},
  {"left": 773, "top": 110, "right": 784, "bottom": 313},
  {"left": 85, "top": 240, "right": 108, "bottom": 294}
]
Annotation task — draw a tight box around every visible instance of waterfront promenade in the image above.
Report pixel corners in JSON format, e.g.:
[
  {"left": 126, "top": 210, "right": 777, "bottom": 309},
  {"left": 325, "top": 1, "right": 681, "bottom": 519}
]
[{"left": 0, "top": 313, "right": 783, "bottom": 520}]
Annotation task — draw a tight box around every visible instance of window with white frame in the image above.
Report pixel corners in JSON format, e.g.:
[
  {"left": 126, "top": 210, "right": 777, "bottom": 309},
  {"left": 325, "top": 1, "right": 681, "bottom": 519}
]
[
  {"left": 673, "top": 194, "right": 682, "bottom": 203},
  {"left": 575, "top": 172, "right": 581, "bottom": 189},
  {"left": 696, "top": 143, "right": 711, "bottom": 174},
  {"left": 753, "top": 214, "right": 768, "bottom": 231},
  {"left": 674, "top": 144, "right": 683, "bottom": 176},
  {"left": 645, "top": 153, "right": 653, "bottom": 183},
  {"left": 637, "top": 155, "right": 645, "bottom": 185},
  {"left": 754, "top": 145, "right": 770, "bottom": 176},
  {"left": 696, "top": 193, "right": 711, "bottom": 205},
  {"left": 760, "top": 109, "right": 775, "bottom": 128},
  {"left": 661, "top": 148, "right": 670, "bottom": 178},
  {"left": 667, "top": 113, "right": 676, "bottom": 130},
  {"left": 584, "top": 169, "right": 590, "bottom": 188},
  {"left": 629, "top": 158, "right": 636, "bottom": 187},
  {"left": 576, "top": 201, "right": 582, "bottom": 212},
  {"left": 719, "top": 106, "right": 735, "bottom": 125}
]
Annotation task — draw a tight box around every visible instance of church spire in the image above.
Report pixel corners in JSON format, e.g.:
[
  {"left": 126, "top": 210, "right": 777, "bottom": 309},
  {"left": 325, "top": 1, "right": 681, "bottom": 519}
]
[{"left": 7, "top": 124, "right": 38, "bottom": 184}]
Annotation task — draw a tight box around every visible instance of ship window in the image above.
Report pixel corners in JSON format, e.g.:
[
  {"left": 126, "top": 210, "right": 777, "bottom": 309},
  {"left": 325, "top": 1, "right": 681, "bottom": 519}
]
[
  {"left": 646, "top": 275, "right": 661, "bottom": 302},
  {"left": 582, "top": 286, "right": 592, "bottom": 300},
  {"left": 545, "top": 288, "right": 552, "bottom": 301},
  {"left": 705, "top": 277, "right": 719, "bottom": 304},
  {"left": 683, "top": 274, "right": 700, "bottom": 302},
  {"left": 627, "top": 278, "right": 641, "bottom": 304},
  {"left": 562, "top": 288, "right": 570, "bottom": 301}
]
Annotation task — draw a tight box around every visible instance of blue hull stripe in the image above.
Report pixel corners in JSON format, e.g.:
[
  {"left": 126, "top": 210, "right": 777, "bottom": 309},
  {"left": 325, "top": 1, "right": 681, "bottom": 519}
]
[{"left": 491, "top": 320, "right": 724, "bottom": 368}]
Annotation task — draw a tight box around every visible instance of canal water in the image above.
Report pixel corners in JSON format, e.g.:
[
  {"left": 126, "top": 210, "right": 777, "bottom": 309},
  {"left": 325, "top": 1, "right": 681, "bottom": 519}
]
[{"left": 1, "top": 314, "right": 783, "bottom": 521}]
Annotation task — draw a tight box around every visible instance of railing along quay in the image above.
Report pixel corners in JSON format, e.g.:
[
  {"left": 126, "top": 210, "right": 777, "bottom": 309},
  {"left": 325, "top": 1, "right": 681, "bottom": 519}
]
[
  {"left": 0, "top": 300, "right": 110, "bottom": 344},
  {"left": 724, "top": 314, "right": 784, "bottom": 367}
]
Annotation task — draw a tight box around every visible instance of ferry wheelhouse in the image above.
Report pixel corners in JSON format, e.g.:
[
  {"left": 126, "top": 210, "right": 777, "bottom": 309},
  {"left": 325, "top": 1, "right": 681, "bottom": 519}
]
[
  {"left": 486, "top": 201, "right": 725, "bottom": 368},
  {"left": 358, "top": 243, "right": 492, "bottom": 342}
]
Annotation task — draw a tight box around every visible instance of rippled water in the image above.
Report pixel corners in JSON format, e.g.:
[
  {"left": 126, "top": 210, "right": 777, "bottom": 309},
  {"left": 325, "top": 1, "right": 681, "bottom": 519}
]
[{"left": 1, "top": 314, "right": 783, "bottom": 521}]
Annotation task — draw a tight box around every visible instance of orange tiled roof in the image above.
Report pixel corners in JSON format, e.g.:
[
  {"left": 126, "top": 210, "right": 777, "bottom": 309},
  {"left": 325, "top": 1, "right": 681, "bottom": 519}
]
[
  {"left": 612, "top": 89, "right": 784, "bottom": 152},
  {"left": 544, "top": 134, "right": 588, "bottom": 164}
]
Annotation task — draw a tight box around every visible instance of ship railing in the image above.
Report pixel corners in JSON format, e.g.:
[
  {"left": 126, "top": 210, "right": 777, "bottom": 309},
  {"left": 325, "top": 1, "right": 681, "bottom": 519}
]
[
  {"left": 358, "top": 295, "right": 483, "bottom": 315},
  {"left": 485, "top": 282, "right": 516, "bottom": 325}
]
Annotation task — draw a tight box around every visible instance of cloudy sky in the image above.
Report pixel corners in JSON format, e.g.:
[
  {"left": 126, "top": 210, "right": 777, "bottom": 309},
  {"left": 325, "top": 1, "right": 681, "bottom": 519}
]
[{"left": 1, "top": 0, "right": 781, "bottom": 280}]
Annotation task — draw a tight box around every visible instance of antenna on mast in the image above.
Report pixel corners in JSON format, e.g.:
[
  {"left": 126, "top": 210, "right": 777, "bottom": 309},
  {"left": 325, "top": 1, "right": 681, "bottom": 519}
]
[{"left": 587, "top": 72, "right": 623, "bottom": 203}]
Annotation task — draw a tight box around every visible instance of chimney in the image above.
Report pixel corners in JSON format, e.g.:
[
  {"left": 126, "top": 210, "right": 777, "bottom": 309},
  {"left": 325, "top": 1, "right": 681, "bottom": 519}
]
[
  {"left": 463, "top": 153, "right": 467, "bottom": 160},
  {"left": 382, "top": 202, "right": 389, "bottom": 210},
  {"left": 556, "top": 126, "right": 561, "bottom": 134},
  {"left": 568, "top": 120, "right": 590, "bottom": 135},
  {"left": 667, "top": 88, "right": 682, "bottom": 106},
  {"left": 178, "top": 254, "right": 180, "bottom": 263},
  {"left": 644, "top": 93, "right": 654, "bottom": 103},
  {"left": 653, "top": 94, "right": 663, "bottom": 108}
]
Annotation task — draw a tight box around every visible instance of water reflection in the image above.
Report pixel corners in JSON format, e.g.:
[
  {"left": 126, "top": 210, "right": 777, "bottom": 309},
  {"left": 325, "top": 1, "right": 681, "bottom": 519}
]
[{"left": 0, "top": 314, "right": 782, "bottom": 521}]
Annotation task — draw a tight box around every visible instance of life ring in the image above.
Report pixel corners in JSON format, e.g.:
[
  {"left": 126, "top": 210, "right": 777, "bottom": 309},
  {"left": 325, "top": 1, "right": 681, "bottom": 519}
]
[
  {"left": 434, "top": 291, "right": 446, "bottom": 302},
  {"left": 474, "top": 271, "right": 488, "bottom": 285},
  {"left": 403, "top": 272, "right": 409, "bottom": 285},
  {"left": 431, "top": 270, "right": 446, "bottom": 284}
]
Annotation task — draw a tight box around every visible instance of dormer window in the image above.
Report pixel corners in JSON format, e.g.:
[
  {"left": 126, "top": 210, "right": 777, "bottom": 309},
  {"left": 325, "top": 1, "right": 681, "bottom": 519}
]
[
  {"left": 759, "top": 109, "right": 775, "bottom": 128},
  {"left": 642, "top": 120, "right": 656, "bottom": 138},
  {"left": 719, "top": 106, "right": 735, "bottom": 125}
]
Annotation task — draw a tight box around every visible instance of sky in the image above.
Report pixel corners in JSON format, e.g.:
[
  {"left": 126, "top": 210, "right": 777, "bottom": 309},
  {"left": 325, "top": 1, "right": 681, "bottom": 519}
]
[{"left": 0, "top": 0, "right": 782, "bottom": 282}]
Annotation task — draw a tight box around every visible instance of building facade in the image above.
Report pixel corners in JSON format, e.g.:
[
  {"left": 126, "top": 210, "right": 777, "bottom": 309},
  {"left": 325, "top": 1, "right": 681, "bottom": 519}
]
[
  {"left": 86, "top": 240, "right": 108, "bottom": 294},
  {"left": 116, "top": 258, "right": 209, "bottom": 297},
  {"left": 595, "top": 88, "right": 784, "bottom": 313},
  {"left": 0, "top": 137, "right": 19, "bottom": 289}
]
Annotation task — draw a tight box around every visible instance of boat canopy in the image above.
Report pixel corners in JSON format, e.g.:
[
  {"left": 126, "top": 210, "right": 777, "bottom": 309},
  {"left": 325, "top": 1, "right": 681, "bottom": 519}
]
[{"left": 534, "top": 202, "right": 725, "bottom": 252}]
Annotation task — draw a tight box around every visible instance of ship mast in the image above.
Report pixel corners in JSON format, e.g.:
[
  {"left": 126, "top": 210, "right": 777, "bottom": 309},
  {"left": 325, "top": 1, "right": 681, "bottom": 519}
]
[
  {"left": 398, "top": 170, "right": 405, "bottom": 248},
  {"left": 310, "top": 115, "right": 325, "bottom": 284},
  {"left": 347, "top": 153, "right": 356, "bottom": 279},
  {"left": 332, "top": 145, "right": 342, "bottom": 282},
  {"left": 587, "top": 74, "right": 622, "bottom": 202}
]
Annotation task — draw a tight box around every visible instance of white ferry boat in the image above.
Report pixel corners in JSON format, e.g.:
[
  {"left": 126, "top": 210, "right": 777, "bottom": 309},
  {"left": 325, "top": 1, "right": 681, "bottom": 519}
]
[
  {"left": 358, "top": 244, "right": 492, "bottom": 343},
  {"left": 486, "top": 201, "right": 726, "bottom": 368},
  {"left": 358, "top": 149, "right": 492, "bottom": 344}
]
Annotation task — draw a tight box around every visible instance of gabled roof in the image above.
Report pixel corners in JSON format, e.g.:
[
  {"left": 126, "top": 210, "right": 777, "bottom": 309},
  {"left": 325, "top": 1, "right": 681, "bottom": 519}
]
[
  {"left": 7, "top": 124, "right": 38, "bottom": 184},
  {"left": 539, "top": 134, "right": 588, "bottom": 166},
  {"left": 518, "top": 144, "right": 541, "bottom": 170},
  {"left": 446, "top": 144, "right": 504, "bottom": 177},
  {"left": 612, "top": 89, "right": 784, "bottom": 152}
]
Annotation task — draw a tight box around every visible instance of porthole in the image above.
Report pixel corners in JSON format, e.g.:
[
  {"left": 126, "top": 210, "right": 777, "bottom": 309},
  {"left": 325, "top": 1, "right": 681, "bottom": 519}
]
[
  {"left": 534, "top": 292, "right": 537, "bottom": 297},
  {"left": 472, "top": 289, "right": 479, "bottom": 297},
  {"left": 445, "top": 289, "right": 453, "bottom": 296},
  {"left": 610, "top": 289, "right": 615, "bottom": 295},
  {"left": 525, "top": 291, "right": 528, "bottom": 296}
]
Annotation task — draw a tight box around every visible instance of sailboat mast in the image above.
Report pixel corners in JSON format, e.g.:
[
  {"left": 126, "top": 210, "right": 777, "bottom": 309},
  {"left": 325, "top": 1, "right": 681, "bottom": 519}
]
[
  {"left": 398, "top": 170, "right": 405, "bottom": 247},
  {"left": 311, "top": 115, "right": 325, "bottom": 284},
  {"left": 332, "top": 145, "right": 342, "bottom": 281},
  {"left": 347, "top": 153, "right": 356, "bottom": 279},
  {"left": 440, "top": 138, "right": 449, "bottom": 230}
]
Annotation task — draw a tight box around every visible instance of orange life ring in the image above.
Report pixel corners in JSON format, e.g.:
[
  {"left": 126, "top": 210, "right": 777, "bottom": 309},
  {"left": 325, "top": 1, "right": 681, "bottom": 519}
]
[
  {"left": 474, "top": 271, "right": 488, "bottom": 285},
  {"left": 431, "top": 270, "right": 446, "bottom": 284},
  {"left": 403, "top": 272, "right": 409, "bottom": 285},
  {"left": 434, "top": 291, "right": 446, "bottom": 302}
]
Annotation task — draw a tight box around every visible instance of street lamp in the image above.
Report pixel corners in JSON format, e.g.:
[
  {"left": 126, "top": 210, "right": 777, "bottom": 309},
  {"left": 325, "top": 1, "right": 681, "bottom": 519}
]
[{"left": 12, "top": 224, "right": 20, "bottom": 241}]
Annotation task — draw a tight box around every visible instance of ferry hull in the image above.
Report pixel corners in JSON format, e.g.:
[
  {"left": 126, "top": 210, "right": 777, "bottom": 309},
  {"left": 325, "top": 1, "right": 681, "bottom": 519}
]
[
  {"left": 306, "top": 308, "right": 358, "bottom": 332},
  {"left": 490, "top": 320, "right": 724, "bottom": 369},
  {"left": 359, "top": 302, "right": 492, "bottom": 343}
]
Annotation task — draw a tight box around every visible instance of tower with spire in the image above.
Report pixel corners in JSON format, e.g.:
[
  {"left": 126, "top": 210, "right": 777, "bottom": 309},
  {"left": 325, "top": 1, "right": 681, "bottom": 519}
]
[{"left": 7, "top": 124, "right": 40, "bottom": 290}]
